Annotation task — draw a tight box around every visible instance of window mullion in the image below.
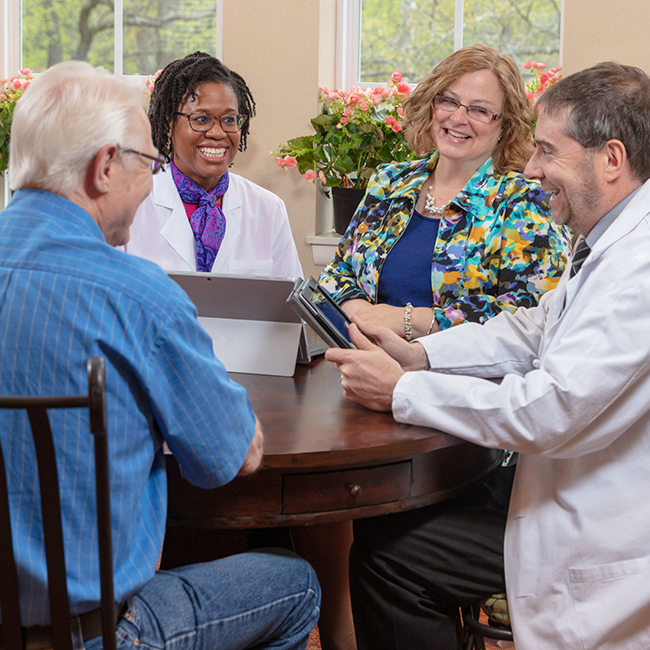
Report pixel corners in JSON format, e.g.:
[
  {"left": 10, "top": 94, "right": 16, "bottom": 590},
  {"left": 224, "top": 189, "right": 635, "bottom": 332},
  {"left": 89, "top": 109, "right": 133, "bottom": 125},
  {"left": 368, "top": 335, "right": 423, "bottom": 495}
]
[
  {"left": 114, "top": 0, "right": 123, "bottom": 75},
  {"left": 455, "top": 0, "right": 464, "bottom": 51},
  {"left": 337, "top": 0, "right": 360, "bottom": 89}
]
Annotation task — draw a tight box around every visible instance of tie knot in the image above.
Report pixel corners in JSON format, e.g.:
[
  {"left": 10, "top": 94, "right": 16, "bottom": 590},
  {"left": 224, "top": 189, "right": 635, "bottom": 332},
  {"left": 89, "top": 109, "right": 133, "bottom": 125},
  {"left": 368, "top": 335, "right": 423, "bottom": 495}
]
[{"left": 570, "top": 238, "right": 591, "bottom": 278}]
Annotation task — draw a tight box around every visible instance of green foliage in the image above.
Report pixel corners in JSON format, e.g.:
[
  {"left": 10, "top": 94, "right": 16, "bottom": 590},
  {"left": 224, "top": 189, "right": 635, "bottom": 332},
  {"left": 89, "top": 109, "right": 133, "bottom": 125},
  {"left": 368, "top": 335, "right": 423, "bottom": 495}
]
[
  {"left": 21, "top": 0, "right": 217, "bottom": 74},
  {"left": 360, "top": 0, "right": 560, "bottom": 84},
  {"left": 273, "top": 75, "right": 419, "bottom": 189}
]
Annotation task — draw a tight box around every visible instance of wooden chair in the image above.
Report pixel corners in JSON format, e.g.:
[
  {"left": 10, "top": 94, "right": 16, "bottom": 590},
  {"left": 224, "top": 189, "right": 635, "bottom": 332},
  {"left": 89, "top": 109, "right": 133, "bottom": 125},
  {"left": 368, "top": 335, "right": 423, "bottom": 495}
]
[
  {"left": 462, "top": 593, "right": 514, "bottom": 650},
  {"left": 0, "top": 358, "right": 116, "bottom": 650}
]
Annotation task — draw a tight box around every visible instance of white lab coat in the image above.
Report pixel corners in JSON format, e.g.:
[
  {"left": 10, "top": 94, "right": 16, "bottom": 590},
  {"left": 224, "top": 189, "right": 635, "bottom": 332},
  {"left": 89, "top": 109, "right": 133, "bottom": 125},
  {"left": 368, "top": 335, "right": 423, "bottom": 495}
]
[
  {"left": 125, "top": 168, "right": 303, "bottom": 277},
  {"left": 393, "top": 178, "right": 650, "bottom": 650}
]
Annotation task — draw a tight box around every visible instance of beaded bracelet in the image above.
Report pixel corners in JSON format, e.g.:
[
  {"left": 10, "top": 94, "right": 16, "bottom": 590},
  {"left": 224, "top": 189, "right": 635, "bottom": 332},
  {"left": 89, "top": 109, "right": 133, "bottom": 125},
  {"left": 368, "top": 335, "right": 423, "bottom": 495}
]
[
  {"left": 426, "top": 309, "right": 437, "bottom": 335},
  {"left": 404, "top": 302, "right": 413, "bottom": 342}
]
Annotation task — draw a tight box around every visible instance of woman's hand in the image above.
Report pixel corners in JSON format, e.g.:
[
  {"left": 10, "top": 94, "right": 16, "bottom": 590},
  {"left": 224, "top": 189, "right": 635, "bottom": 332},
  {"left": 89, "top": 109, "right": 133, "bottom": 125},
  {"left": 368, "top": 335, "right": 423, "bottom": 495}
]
[{"left": 342, "top": 300, "right": 440, "bottom": 339}]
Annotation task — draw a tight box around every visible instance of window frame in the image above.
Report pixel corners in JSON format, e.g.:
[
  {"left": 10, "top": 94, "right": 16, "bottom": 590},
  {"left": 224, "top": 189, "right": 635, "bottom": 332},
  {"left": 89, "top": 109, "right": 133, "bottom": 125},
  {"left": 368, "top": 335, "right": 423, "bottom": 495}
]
[
  {"left": 336, "top": 0, "right": 465, "bottom": 89},
  {"left": 339, "top": 0, "right": 563, "bottom": 89},
  {"left": 0, "top": 0, "right": 223, "bottom": 77}
]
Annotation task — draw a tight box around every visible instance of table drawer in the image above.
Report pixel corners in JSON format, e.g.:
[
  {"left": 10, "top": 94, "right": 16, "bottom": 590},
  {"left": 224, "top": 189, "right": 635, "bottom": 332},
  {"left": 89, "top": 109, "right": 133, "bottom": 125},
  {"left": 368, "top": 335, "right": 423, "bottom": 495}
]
[{"left": 282, "top": 461, "right": 411, "bottom": 514}]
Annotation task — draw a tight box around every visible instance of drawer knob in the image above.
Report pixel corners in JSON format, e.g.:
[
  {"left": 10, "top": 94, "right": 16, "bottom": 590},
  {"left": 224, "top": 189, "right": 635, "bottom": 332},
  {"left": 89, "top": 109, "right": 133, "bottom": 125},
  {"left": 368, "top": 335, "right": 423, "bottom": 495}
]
[{"left": 349, "top": 484, "right": 362, "bottom": 497}]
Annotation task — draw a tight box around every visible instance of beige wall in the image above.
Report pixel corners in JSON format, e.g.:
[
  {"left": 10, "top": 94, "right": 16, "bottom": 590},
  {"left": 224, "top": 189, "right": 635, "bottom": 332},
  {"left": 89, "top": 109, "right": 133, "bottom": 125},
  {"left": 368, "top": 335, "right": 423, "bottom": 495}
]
[
  {"left": 222, "top": 0, "right": 336, "bottom": 279},
  {"left": 562, "top": 0, "right": 650, "bottom": 75}
]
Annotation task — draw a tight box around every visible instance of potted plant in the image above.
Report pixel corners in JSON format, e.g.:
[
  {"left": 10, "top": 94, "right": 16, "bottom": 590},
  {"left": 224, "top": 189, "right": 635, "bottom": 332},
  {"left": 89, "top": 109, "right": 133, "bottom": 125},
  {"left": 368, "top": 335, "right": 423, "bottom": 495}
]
[
  {"left": 273, "top": 72, "right": 418, "bottom": 233},
  {"left": 0, "top": 69, "right": 35, "bottom": 175}
]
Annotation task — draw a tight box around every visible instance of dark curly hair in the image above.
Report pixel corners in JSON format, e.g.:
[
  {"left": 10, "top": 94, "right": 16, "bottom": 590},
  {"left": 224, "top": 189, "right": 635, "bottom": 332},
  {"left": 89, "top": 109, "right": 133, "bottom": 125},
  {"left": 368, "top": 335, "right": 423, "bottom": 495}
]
[{"left": 148, "top": 51, "right": 256, "bottom": 157}]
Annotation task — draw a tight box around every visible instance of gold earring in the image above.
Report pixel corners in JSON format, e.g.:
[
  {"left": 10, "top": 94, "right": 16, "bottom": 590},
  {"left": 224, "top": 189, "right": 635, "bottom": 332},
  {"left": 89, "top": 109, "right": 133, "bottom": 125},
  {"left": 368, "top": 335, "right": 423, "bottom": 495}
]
[{"left": 166, "top": 134, "right": 172, "bottom": 154}]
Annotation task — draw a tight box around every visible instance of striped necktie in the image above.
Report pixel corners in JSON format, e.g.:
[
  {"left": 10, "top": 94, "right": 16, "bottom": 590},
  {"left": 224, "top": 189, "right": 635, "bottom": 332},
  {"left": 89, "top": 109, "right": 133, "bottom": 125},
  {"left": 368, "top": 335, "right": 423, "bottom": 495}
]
[{"left": 570, "top": 237, "right": 591, "bottom": 278}]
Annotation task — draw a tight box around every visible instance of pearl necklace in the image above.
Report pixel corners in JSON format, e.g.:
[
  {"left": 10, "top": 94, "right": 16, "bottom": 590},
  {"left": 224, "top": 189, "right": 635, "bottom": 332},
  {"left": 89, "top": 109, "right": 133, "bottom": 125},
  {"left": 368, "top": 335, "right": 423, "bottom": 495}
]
[{"left": 424, "top": 181, "right": 446, "bottom": 217}]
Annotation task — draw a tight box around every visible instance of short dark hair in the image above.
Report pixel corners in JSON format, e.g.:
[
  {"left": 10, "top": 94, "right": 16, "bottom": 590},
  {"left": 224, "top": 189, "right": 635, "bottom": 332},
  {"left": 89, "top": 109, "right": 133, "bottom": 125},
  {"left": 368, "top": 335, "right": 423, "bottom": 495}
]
[
  {"left": 148, "top": 51, "right": 256, "bottom": 156},
  {"left": 538, "top": 62, "right": 650, "bottom": 182}
]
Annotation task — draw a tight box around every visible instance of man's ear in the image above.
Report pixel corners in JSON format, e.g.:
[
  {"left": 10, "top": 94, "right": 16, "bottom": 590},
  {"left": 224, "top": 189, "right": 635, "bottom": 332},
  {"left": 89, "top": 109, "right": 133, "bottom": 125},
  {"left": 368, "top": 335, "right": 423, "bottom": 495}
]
[
  {"left": 86, "top": 144, "right": 119, "bottom": 197},
  {"left": 600, "top": 139, "right": 628, "bottom": 183}
]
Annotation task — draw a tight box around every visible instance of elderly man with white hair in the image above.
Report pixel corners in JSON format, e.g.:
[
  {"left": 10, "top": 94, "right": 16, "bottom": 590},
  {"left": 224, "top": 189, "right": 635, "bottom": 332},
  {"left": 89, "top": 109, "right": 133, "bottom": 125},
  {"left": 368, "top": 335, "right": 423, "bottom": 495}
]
[{"left": 0, "top": 61, "right": 320, "bottom": 650}]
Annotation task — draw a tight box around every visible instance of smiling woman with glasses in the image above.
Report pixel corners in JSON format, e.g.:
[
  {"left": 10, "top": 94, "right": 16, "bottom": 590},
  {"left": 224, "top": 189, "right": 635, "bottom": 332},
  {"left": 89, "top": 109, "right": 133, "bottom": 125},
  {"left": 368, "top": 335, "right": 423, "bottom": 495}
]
[
  {"left": 317, "top": 45, "right": 572, "bottom": 650},
  {"left": 122, "top": 51, "right": 302, "bottom": 279}
]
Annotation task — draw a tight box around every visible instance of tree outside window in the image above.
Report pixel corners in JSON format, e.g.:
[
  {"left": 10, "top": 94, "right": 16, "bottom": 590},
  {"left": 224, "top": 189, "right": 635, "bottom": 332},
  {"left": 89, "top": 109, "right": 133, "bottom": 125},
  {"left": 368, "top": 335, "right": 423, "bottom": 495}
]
[
  {"left": 21, "top": 0, "right": 217, "bottom": 73},
  {"left": 360, "top": 0, "right": 561, "bottom": 84}
]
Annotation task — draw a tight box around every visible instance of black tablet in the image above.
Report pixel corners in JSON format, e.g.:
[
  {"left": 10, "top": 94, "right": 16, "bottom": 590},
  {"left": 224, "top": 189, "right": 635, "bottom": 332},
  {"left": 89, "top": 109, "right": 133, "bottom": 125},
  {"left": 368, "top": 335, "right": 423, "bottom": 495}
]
[{"left": 286, "top": 277, "right": 354, "bottom": 349}]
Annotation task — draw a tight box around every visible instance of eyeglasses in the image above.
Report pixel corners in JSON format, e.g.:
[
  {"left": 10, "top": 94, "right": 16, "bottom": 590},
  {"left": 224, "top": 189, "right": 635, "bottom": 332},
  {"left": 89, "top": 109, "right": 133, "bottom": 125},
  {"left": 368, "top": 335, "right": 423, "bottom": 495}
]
[
  {"left": 117, "top": 146, "right": 166, "bottom": 174},
  {"left": 433, "top": 95, "right": 503, "bottom": 124},
  {"left": 176, "top": 112, "right": 247, "bottom": 133}
]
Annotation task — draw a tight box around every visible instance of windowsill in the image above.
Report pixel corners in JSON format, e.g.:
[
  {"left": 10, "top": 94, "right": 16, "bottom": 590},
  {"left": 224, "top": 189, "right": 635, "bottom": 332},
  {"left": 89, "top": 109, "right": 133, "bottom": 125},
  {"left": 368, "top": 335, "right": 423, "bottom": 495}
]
[{"left": 306, "top": 230, "right": 342, "bottom": 266}]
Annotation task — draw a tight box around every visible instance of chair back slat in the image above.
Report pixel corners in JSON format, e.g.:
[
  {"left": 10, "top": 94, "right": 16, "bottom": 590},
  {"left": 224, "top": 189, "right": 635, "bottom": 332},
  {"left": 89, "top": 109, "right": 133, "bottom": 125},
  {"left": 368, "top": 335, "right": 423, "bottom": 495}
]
[
  {"left": 0, "top": 442, "right": 24, "bottom": 650},
  {"left": 28, "top": 406, "right": 73, "bottom": 650},
  {"left": 0, "top": 357, "right": 113, "bottom": 650}
]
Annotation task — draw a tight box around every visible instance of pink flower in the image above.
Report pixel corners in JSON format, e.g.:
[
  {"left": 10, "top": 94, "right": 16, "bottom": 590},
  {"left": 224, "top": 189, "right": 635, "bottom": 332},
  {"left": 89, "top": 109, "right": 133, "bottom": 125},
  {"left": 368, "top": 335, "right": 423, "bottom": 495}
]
[
  {"left": 397, "top": 107, "right": 404, "bottom": 117},
  {"left": 304, "top": 169, "right": 317, "bottom": 182},
  {"left": 397, "top": 82, "right": 411, "bottom": 94},
  {"left": 284, "top": 156, "right": 298, "bottom": 169},
  {"left": 276, "top": 157, "right": 287, "bottom": 169},
  {"left": 539, "top": 71, "right": 552, "bottom": 86},
  {"left": 391, "top": 71, "right": 403, "bottom": 84},
  {"left": 19, "top": 68, "right": 32, "bottom": 76},
  {"left": 390, "top": 122, "right": 403, "bottom": 133},
  {"left": 549, "top": 67, "right": 562, "bottom": 75},
  {"left": 373, "top": 87, "right": 385, "bottom": 95},
  {"left": 339, "top": 117, "right": 348, "bottom": 124},
  {"left": 319, "top": 171, "right": 327, "bottom": 184},
  {"left": 359, "top": 102, "right": 369, "bottom": 111},
  {"left": 0, "top": 92, "right": 5, "bottom": 101},
  {"left": 343, "top": 107, "right": 353, "bottom": 117},
  {"left": 0, "top": 78, "right": 6, "bottom": 85},
  {"left": 21, "top": 80, "right": 30, "bottom": 90},
  {"left": 12, "top": 78, "right": 22, "bottom": 90},
  {"left": 384, "top": 116, "right": 397, "bottom": 126}
]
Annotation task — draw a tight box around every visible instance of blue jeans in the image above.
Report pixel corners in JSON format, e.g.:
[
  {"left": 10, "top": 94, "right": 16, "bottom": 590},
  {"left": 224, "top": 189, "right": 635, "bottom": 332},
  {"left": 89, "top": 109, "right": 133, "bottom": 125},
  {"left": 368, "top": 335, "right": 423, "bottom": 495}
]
[{"left": 85, "top": 549, "right": 320, "bottom": 650}]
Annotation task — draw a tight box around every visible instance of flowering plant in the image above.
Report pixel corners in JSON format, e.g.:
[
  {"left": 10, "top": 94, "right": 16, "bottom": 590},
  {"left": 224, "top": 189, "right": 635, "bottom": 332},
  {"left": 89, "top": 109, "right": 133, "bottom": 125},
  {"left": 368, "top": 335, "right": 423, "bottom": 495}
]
[
  {"left": 0, "top": 69, "right": 35, "bottom": 174},
  {"left": 523, "top": 60, "right": 561, "bottom": 132},
  {"left": 273, "top": 72, "right": 418, "bottom": 189}
]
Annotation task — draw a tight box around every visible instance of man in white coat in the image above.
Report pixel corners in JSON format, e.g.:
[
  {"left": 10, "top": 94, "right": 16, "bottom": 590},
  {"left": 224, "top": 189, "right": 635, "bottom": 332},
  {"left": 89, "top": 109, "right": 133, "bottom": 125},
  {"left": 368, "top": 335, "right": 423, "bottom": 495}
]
[{"left": 326, "top": 62, "right": 650, "bottom": 650}]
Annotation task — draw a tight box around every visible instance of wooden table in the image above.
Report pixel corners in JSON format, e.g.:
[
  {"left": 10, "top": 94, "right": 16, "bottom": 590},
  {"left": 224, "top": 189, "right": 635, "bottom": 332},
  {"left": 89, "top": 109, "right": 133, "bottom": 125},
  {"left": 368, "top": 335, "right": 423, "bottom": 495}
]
[{"left": 166, "top": 358, "right": 502, "bottom": 529}]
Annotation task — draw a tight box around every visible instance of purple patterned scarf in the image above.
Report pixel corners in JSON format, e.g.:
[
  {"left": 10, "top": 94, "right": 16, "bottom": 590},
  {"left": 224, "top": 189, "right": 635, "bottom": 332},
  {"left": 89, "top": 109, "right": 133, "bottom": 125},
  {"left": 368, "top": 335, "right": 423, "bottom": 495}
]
[{"left": 170, "top": 159, "right": 228, "bottom": 272}]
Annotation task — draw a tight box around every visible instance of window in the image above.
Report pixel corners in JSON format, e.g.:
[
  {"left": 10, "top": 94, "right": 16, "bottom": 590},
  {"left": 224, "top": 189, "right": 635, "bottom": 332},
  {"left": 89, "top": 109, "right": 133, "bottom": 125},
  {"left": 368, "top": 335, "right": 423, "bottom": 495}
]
[
  {"left": 338, "top": 0, "right": 561, "bottom": 87},
  {"left": 20, "top": 0, "right": 222, "bottom": 74}
]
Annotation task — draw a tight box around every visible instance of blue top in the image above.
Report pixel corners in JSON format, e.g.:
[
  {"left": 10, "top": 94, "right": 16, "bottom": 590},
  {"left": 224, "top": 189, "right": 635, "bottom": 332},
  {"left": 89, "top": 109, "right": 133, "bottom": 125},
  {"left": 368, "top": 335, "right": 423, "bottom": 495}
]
[
  {"left": 377, "top": 208, "right": 440, "bottom": 307},
  {"left": 0, "top": 189, "right": 255, "bottom": 625}
]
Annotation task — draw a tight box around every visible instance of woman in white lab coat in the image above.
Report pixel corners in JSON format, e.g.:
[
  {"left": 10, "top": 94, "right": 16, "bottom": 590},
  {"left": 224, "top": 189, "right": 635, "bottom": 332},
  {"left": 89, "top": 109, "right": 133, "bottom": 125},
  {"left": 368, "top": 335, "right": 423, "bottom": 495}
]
[{"left": 125, "top": 51, "right": 302, "bottom": 279}]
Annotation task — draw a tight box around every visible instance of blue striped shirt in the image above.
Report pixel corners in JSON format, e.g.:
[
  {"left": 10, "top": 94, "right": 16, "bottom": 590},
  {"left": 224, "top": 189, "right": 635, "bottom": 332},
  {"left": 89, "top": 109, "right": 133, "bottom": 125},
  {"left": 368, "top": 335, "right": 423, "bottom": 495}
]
[{"left": 0, "top": 189, "right": 255, "bottom": 625}]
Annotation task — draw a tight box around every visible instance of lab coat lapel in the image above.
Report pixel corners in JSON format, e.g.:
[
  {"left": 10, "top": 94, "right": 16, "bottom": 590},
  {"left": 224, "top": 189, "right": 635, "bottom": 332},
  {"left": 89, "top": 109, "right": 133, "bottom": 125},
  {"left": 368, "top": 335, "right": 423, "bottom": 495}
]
[
  {"left": 544, "top": 179, "right": 650, "bottom": 345},
  {"left": 155, "top": 170, "right": 197, "bottom": 270}
]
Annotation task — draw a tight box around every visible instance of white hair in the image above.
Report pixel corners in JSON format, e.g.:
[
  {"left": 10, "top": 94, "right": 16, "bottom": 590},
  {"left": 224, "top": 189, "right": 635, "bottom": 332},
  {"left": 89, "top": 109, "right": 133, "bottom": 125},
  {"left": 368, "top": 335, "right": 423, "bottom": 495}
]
[{"left": 9, "top": 60, "right": 146, "bottom": 195}]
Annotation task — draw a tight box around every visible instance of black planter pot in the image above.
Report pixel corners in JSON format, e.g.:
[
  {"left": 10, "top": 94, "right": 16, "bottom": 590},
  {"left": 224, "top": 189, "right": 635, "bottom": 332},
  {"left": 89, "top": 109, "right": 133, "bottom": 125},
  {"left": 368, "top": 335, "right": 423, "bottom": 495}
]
[{"left": 332, "top": 186, "right": 365, "bottom": 235}]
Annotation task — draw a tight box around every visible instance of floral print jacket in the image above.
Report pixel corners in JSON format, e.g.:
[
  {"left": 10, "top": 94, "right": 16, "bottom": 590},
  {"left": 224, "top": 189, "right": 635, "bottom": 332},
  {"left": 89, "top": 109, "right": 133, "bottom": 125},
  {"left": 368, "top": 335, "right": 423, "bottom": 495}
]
[{"left": 319, "top": 153, "right": 570, "bottom": 329}]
